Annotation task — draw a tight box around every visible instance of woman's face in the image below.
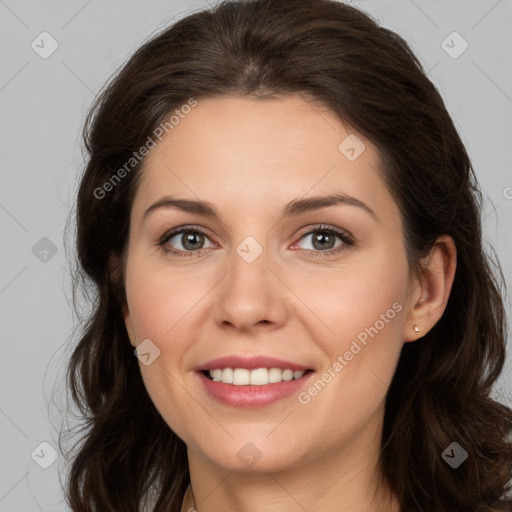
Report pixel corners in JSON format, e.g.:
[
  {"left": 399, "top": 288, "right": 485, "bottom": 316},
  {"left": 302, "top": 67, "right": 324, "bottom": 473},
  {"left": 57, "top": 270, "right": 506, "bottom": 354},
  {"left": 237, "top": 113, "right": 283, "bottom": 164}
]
[{"left": 122, "top": 95, "right": 418, "bottom": 473}]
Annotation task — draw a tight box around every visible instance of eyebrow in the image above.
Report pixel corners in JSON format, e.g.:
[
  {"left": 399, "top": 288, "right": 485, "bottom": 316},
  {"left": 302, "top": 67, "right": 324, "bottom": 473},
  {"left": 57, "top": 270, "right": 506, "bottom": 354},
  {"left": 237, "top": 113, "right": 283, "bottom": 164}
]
[{"left": 142, "top": 193, "right": 378, "bottom": 223}]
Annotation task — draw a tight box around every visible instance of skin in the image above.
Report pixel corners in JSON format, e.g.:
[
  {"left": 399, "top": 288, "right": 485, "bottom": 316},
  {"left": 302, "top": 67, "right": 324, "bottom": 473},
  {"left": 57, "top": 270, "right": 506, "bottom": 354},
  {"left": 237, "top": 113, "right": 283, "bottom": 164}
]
[{"left": 120, "top": 95, "right": 456, "bottom": 512}]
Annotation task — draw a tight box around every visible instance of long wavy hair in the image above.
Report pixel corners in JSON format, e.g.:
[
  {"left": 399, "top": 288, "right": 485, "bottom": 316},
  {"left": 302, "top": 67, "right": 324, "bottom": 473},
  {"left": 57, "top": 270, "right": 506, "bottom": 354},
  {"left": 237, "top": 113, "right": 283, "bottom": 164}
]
[{"left": 62, "top": 0, "right": 512, "bottom": 510}]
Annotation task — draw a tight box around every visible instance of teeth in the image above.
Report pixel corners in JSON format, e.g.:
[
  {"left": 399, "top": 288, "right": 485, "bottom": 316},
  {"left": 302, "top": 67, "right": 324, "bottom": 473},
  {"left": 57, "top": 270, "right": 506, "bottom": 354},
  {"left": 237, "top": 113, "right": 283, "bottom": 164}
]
[
  {"left": 208, "top": 367, "right": 306, "bottom": 385},
  {"left": 233, "top": 368, "right": 250, "bottom": 385},
  {"left": 221, "top": 367, "right": 233, "bottom": 384},
  {"left": 250, "top": 368, "right": 268, "bottom": 385}
]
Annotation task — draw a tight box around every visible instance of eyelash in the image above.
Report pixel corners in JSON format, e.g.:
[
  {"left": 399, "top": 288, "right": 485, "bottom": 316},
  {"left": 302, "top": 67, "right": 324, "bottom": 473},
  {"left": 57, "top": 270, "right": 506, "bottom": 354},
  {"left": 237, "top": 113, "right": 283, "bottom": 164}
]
[{"left": 157, "top": 224, "right": 355, "bottom": 258}]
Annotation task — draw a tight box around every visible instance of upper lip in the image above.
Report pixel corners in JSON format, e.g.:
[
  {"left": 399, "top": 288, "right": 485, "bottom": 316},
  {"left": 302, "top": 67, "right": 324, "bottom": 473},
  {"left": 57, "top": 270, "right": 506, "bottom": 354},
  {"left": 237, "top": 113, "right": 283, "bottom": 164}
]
[{"left": 196, "top": 356, "right": 312, "bottom": 371}]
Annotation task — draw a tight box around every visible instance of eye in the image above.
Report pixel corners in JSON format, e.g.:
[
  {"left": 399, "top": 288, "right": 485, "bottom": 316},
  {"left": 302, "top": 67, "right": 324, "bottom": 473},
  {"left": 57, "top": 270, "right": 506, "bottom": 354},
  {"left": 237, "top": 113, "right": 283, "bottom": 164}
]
[
  {"left": 157, "top": 224, "right": 354, "bottom": 258},
  {"left": 293, "top": 224, "right": 354, "bottom": 256},
  {"left": 158, "top": 226, "right": 216, "bottom": 257}
]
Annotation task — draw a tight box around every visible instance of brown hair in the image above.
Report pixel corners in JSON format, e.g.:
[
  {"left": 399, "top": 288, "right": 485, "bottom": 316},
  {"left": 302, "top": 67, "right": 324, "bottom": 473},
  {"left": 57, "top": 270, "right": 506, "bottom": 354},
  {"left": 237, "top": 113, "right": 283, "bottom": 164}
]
[{"left": 63, "top": 0, "right": 512, "bottom": 510}]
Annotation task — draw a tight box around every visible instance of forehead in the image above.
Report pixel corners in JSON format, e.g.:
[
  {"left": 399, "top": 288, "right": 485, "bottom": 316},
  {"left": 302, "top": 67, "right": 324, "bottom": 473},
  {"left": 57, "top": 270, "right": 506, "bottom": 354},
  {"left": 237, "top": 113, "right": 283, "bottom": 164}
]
[{"left": 131, "top": 95, "right": 395, "bottom": 223}]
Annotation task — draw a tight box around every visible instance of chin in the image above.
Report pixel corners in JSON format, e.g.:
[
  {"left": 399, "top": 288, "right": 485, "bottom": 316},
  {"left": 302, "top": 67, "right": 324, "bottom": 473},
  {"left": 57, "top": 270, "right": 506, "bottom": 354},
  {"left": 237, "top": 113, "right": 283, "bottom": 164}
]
[{"left": 193, "top": 433, "right": 311, "bottom": 473}]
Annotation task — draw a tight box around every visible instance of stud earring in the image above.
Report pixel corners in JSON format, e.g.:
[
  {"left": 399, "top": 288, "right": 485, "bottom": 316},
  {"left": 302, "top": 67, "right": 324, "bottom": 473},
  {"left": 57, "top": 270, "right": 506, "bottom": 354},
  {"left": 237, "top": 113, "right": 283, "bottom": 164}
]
[{"left": 413, "top": 325, "right": 420, "bottom": 334}]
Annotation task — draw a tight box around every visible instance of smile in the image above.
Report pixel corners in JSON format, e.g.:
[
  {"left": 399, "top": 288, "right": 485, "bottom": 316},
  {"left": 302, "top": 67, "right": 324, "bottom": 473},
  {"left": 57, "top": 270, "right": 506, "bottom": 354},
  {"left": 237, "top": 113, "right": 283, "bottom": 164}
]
[
  {"left": 196, "top": 356, "right": 315, "bottom": 408},
  {"left": 205, "top": 367, "right": 307, "bottom": 385}
]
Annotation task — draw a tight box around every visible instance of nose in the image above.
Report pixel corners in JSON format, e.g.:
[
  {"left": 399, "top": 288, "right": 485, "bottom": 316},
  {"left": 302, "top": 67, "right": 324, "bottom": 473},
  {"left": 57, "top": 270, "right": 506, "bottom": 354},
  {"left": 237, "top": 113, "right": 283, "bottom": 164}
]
[{"left": 213, "top": 241, "right": 290, "bottom": 332}]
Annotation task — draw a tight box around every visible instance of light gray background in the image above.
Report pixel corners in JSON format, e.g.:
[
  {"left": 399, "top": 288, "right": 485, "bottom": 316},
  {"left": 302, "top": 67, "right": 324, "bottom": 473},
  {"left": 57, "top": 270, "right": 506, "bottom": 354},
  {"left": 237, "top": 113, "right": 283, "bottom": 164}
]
[{"left": 1, "top": 0, "right": 511, "bottom": 509}]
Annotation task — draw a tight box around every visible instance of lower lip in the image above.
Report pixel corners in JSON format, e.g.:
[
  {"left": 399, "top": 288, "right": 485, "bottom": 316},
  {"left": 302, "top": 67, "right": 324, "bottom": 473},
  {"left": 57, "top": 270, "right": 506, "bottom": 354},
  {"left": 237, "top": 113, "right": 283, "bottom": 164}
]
[{"left": 198, "top": 371, "right": 314, "bottom": 408}]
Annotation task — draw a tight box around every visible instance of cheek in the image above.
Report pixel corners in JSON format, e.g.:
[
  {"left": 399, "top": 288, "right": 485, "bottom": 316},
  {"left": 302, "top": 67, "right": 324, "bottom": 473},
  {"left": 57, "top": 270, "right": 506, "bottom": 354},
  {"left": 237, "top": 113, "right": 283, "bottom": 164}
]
[
  {"left": 124, "top": 255, "right": 199, "bottom": 440},
  {"left": 303, "top": 246, "right": 408, "bottom": 397},
  {"left": 308, "top": 244, "right": 408, "bottom": 344},
  {"left": 292, "top": 281, "right": 406, "bottom": 449},
  {"left": 124, "top": 252, "right": 204, "bottom": 341}
]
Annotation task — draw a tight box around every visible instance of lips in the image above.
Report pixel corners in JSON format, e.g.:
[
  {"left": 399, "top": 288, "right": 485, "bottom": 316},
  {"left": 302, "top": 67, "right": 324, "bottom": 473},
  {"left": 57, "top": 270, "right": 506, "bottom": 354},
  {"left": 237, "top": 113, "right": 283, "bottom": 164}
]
[
  {"left": 196, "top": 355, "right": 314, "bottom": 408},
  {"left": 198, "top": 371, "right": 314, "bottom": 408}
]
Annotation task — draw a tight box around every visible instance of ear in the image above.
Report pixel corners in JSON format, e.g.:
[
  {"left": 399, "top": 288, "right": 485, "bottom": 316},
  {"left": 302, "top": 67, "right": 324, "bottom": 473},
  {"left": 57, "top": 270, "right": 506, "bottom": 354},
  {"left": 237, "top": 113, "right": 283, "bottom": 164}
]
[
  {"left": 109, "top": 252, "right": 137, "bottom": 348},
  {"left": 122, "top": 302, "right": 137, "bottom": 348},
  {"left": 404, "top": 235, "right": 457, "bottom": 342}
]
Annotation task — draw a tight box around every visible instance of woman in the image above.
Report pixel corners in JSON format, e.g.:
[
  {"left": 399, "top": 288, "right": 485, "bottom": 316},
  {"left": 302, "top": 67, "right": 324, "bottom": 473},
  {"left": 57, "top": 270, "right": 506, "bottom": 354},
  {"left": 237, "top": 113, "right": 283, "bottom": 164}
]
[{"left": 63, "top": 0, "right": 512, "bottom": 510}]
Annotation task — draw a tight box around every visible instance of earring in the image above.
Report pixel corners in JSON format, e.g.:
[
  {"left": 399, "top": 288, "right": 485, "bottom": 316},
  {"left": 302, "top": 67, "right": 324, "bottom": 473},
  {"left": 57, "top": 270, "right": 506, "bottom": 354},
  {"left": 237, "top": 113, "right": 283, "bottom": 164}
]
[{"left": 413, "top": 325, "right": 420, "bottom": 334}]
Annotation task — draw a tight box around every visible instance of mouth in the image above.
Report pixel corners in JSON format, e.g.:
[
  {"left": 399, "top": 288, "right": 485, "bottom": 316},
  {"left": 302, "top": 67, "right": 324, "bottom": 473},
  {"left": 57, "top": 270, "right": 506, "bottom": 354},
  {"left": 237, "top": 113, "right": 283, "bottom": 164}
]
[{"left": 196, "top": 367, "right": 316, "bottom": 409}]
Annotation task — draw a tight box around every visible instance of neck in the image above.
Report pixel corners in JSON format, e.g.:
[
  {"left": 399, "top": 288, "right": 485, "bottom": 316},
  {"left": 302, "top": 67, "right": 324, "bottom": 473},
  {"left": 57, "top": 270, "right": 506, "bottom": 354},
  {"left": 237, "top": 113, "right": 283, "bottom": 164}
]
[{"left": 185, "top": 414, "right": 399, "bottom": 512}]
